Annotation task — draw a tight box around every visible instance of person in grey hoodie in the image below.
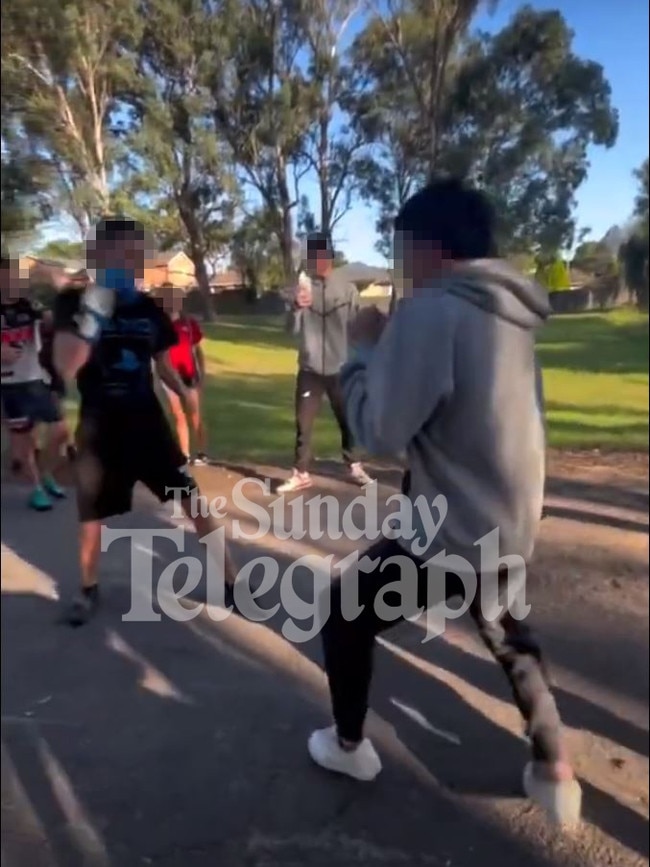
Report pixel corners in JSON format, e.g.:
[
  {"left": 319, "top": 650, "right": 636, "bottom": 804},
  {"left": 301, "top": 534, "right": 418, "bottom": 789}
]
[
  {"left": 278, "top": 232, "right": 374, "bottom": 492},
  {"left": 307, "top": 179, "right": 582, "bottom": 828}
]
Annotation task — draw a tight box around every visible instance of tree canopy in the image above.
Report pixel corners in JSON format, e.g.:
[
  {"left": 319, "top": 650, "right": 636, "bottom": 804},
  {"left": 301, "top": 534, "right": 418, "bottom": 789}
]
[
  {"left": 1, "top": 0, "right": 625, "bottom": 288},
  {"left": 571, "top": 240, "right": 618, "bottom": 279},
  {"left": 619, "top": 158, "right": 649, "bottom": 308}
]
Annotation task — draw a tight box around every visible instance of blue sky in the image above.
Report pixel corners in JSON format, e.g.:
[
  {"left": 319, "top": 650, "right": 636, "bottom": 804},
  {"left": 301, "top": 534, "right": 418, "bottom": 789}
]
[{"left": 333, "top": 0, "right": 650, "bottom": 265}]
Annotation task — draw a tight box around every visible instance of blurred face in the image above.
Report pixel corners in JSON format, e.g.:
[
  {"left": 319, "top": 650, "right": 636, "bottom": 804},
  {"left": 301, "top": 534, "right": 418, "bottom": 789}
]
[
  {"left": 87, "top": 229, "right": 151, "bottom": 278},
  {"left": 307, "top": 248, "right": 333, "bottom": 278},
  {"left": 158, "top": 284, "right": 182, "bottom": 315},
  {"left": 392, "top": 230, "right": 451, "bottom": 297},
  {"left": 0, "top": 258, "right": 29, "bottom": 302}
]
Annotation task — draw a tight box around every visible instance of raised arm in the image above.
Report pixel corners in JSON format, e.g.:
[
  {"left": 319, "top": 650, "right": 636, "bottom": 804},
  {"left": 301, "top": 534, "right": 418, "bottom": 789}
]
[
  {"left": 341, "top": 298, "right": 456, "bottom": 457},
  {"left": 52, "top": 289, "right": 91, "bottom": 383}
]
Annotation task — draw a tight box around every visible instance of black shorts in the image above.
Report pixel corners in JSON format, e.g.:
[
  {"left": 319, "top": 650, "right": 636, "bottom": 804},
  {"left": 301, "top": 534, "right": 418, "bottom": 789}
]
[
  {"left": 48, "top": 371, "right": 66, "bottom": 398},
  {"left": 75, "top": 410, "right": 198, "bottom": 522},
  {"left": 1, "top": 381, "right": 63, "bottom": 432}
]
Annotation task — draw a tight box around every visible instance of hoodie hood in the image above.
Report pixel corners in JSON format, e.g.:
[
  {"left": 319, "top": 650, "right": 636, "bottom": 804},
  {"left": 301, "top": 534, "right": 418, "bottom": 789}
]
[{"left": 442, "top": 259, "right": 550, "bottom": 330}]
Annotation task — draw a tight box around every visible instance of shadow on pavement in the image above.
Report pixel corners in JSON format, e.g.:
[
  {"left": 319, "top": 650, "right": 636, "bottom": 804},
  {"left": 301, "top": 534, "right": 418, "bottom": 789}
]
[
  {"left": 0, "top": 490, "right": 573, "bottom": 867},
  {"left": 542, "top": 505, "right": 648, "bottom": 534},
  {"left": 2, "top": 481, "right": 648, "bottom": 865}
]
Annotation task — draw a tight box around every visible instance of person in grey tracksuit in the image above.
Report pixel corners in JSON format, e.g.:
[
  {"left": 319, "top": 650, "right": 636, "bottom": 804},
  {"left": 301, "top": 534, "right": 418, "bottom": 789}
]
[
  {"left": 306, "top": 180, "right": 582, "bottom": 828},
  {"left": 279, "top": 233, "right": 373, "bottom": 492}
]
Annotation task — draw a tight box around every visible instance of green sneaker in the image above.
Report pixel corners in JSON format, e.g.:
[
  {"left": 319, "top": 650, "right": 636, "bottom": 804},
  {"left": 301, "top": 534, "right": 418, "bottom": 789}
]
[
  {"left": 28, "top": 486, "right": 53, "bottom": 511},
  {"left": 43, "top": 474, "right": 66, "bottom": 499}
]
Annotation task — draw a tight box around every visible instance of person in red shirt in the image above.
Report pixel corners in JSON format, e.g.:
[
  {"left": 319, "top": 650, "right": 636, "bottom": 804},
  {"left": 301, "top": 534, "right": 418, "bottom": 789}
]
[{"left": 156, "top": 283, "right": 208, "bottom": 464}]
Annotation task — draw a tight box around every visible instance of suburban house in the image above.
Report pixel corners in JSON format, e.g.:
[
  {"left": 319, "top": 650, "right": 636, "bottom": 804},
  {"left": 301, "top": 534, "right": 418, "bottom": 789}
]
[
  {"left": 209, "top": 268, "right": 246, "bottom": 293},
  {"left": 142, "top": 250, "right": 196, "bottom": 291},
  {"left": 20, "top": 256, "right": 88, "bottom": 288},
  {"left": 333, "top": 262, "right": 393, "bottom": 297},
  {"left": 19, "top": 249, "right": 198, "bottom": 293},
  {"left": 568, "top": 267, "right": 591, "bottom": 290}
]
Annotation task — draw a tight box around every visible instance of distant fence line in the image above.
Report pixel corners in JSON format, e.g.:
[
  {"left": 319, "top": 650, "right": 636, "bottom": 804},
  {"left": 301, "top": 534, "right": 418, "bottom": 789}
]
[
  {"left": 29, "top": 276, "right": 641, "bottom": 319},
  {"left": 548, "top": 279, "right": 634, "bottom": 314},
  {"left": 187, "top": 281, "right": 635, "bottom": 318},
  {"left": 183, "top": 287, "right": 395, "bottom": 317}
]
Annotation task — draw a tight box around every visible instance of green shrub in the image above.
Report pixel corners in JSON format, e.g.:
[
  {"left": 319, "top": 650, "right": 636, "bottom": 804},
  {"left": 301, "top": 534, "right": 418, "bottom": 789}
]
[{"left": 536, "top": 258, "right": 571, "bottom": 291}]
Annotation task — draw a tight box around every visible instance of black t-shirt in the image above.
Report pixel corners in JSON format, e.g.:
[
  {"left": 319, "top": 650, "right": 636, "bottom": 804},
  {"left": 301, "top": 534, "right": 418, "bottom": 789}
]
[{"left": 53, "top": 289, "right": 177, "bottom": 415}]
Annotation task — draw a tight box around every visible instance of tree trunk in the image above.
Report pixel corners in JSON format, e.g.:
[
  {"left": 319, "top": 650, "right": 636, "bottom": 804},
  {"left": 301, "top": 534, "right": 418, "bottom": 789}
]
[
  {"left": 179, "top": 199, "right": 216, "bottom": 321},
  {"left": 276, "top": 154, "right": 296, "bottom": 284},
  {"left": 192, "top": 252, "right": 215, "bottom": 321},
  {"left": 318, "top": 110, "right": 330, "bottom": 235}
]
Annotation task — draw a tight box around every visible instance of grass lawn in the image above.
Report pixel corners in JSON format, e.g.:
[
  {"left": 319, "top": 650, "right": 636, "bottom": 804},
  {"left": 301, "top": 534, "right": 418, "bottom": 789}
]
[
  {"left": 536, "top": 308, "right": 648, "bottom": 451},
  {"left": 60, "top": 307, "right": 648, "bottom": 464}
]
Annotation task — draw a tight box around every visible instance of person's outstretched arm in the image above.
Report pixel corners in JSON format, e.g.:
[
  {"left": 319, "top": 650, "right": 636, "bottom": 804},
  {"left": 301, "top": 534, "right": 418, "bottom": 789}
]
[
  {"left": 52, "top": 289, "right": 93, "bottom": 382},
  {"left": 341, "top": 298, "right": 456, "bottom": 457}
]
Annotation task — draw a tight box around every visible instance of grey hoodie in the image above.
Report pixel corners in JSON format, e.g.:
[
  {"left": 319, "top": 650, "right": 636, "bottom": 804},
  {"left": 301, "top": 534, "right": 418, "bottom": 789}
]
[
  {"left": 341, "top": 259, "right": 550, "bottom": 570},
  {"left": 287, "top": 270, "right": 359, "bottom": 376}
]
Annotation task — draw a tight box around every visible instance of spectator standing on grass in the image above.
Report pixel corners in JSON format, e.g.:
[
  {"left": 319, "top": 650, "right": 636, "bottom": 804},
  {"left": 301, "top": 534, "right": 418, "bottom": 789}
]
[
  {"left": 307, "top": 178, "right": 582, "bottom": 828},
  {"left": 1, "top": 255, "right": 68, "bottom": 509},
  {"left": 156, "top": 282, "right": 209, "bottom": 465},
  {"left": 278, "top": 232, "right": 374, "bottom": 493}
]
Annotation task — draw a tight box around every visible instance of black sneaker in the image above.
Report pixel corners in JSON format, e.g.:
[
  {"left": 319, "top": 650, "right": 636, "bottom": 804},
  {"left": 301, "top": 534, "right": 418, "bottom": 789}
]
[
  {"left": 63, "top": 585, "right": 100, "bottom": 627},
  {"left": 193, "top": 452, "right": 210, "bottom": 466}
]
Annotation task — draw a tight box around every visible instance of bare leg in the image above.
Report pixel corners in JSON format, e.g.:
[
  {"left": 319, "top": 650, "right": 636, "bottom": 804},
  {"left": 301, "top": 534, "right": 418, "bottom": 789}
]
[
  {"left": 187, "top": 388, "right": 206, "bottom": 454},
  {"left": 10, "top": 430, "right": 40, "bottom": 487},
  {"left": 165, "top": 387, "right": 190, "bottom": 457},
  {"left": 41, "top": 420, "right": 69, "bottom": 480},
  {"left": 64, "top": 520, "right": 102, "bottom": 626},
  {"left": 79, "top": 520, "right": 102, "bottom": 589},
  {"left": 184, "top": 503, "right": 237, "bottom": 588}
]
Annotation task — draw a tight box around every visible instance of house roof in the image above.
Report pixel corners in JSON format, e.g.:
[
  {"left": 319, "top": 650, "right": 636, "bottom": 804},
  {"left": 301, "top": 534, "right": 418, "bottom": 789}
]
[
  {"left": 334, "top": 262, "right": 391, "bottom": 285},
  {"left": 25, "top": 256, "right": 86, "bottom": 273},
  {"left": 211, "top": 268, "right": 244, "bottom": 287},
  {"left": 153, "top": 250, "right": 188, "bottom": 265}
]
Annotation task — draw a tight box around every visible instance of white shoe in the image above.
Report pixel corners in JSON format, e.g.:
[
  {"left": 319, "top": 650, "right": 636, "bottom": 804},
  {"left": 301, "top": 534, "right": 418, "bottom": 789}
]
[
  {"left": 307, "top": 726, "right": 382, "bottom": 781},
  {"left": 276, "top": 470, "right": 313, "bottom": 493},
  {"left": 523, "top": 762, "right": 582, "bottom": 828},
  {"left": 349, "top": 462, "right": 375, "bottom": 487}
]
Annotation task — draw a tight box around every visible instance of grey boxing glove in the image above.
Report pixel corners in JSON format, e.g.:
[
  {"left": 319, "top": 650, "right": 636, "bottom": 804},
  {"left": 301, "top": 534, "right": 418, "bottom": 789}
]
[{"left": 77, "top": 284, "right": 116, "bottom": 343}]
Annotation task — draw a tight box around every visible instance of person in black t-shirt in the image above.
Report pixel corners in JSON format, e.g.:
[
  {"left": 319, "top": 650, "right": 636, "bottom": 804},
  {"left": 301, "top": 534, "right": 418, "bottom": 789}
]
[{"left": 52, "top": 216, "right": 237, "bottom": 626}]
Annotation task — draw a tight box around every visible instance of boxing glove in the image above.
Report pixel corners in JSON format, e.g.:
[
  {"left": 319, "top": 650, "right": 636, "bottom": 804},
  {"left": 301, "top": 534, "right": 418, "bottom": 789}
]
[{"left": 77, "top": 283, "right": 116, "bottom": 343}]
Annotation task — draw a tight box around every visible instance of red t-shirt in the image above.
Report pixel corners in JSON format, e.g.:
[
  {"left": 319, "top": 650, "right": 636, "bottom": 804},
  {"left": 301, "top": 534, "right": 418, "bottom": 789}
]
[{"left": 168, "top": 316, "right": 203, "bottom": 380}]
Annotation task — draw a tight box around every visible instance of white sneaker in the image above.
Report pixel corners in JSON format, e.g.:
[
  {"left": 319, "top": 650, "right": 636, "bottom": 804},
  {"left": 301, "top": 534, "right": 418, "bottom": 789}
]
[
  {"left": 349, "top": 462, "right": 375, "bottom": 487},
  {"left": 276, "top": 470, "right": 313, "bottom": 494},
  {"left": 523, "top": 762, "right": 582, "bottom": 827},
  {"left": 307, "top": 726, "right": 382, "bottom": 781}
]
